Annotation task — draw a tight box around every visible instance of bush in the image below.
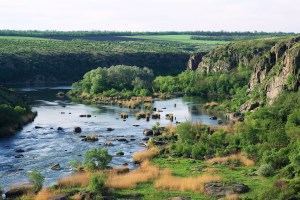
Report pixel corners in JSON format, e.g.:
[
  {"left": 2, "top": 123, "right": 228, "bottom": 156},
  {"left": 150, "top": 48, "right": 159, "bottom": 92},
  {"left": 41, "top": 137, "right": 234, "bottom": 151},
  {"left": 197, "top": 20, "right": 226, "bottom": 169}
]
[
  {"left": 191, "top": 142, "right": 207, "bottom": 159},
  {"left": 83, "top": 148, "right": 112, "bottom": 171},
  {"left": 88, "top": 174, "right": 105, "bottom": 193},
  {"left": 28, "top": 170, "right": 44, "bottom": 192},
  {"left": 257, "top": 163, "right": 274, "bottom": 177}
]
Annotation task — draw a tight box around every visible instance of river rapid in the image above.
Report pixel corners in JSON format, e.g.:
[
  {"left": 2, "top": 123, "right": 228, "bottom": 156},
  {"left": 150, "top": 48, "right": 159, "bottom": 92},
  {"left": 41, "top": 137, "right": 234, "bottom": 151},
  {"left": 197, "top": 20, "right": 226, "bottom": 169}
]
[{"left": 0, "top": 86, "right": 227, "bottom": 192}]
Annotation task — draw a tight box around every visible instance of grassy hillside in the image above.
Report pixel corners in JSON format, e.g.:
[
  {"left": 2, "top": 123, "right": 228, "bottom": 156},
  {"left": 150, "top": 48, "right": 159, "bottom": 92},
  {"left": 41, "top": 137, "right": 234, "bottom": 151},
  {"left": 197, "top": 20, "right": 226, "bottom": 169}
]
[{"left": 0, "top": 36, "right": 192, "bottom": 84}]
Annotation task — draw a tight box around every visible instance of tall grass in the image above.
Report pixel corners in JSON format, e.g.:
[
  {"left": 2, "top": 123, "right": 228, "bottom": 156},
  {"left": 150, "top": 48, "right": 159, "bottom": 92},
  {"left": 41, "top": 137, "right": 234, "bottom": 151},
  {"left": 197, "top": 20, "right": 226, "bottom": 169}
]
[
  {"left": 106, "top": 160, "right": 159, "bottom": 189},
  {"left": 206, "top": 153, "right": 255, "bottom": 166},
  {"left": 154, "top": 169, "right": 222, "bottom": 192},
  {"left": 132, "top": 147, "right": 159, "bottom": 162},
  {"left": 165, "top": 124, "right": 176, "bottom": 134},
  {"left": 226, "top": 194, "right": 240, "bottom": 200},
  {"left": 57, "top": 172, "right": 90, "bottom": 188},
  {"left": 35, "top": 189, "right": 60, "bottom": 200}
]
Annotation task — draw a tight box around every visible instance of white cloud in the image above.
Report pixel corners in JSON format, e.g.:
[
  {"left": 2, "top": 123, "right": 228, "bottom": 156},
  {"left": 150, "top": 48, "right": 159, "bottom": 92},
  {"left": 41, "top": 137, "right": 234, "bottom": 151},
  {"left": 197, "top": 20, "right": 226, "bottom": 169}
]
[{"left": 0, "top": 0, "right": 298, "bottom": 32}]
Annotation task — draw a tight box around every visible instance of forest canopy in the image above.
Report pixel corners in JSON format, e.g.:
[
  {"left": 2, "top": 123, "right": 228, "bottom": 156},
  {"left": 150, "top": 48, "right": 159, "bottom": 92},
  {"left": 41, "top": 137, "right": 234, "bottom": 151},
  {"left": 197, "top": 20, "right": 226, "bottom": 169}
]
[{"left": 73, "top": 65, "right": 154, "bottom": 96}]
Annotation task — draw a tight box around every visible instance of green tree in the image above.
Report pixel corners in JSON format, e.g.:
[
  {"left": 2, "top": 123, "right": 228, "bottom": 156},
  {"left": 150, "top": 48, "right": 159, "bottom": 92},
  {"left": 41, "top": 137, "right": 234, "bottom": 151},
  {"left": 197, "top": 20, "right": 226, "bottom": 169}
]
[
  {"left": 28, "top": 170, "right": 44, "bottom": 192},
  {"left": 83, "top": 148, "right": 112, "bottom": 171}
]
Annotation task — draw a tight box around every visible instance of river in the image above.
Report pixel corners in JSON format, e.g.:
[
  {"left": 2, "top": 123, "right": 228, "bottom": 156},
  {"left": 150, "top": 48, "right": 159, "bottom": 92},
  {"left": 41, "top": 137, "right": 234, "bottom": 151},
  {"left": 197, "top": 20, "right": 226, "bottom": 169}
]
[{"left": 0, "top": 86, "right": 227, "bottom": 192}]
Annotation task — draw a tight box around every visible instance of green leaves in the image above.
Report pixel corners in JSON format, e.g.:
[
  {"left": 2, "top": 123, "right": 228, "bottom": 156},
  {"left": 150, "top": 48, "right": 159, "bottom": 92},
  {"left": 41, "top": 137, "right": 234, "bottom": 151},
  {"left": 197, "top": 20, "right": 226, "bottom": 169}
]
[
  {"left": 28, "top": 170, "right": 44, "bottom": 192},
  {"left": 83, "top": 148, "right": 112, "bottom": 171},
  {"left": 77, "top": 65, "right": 154, "bottom": 96}
]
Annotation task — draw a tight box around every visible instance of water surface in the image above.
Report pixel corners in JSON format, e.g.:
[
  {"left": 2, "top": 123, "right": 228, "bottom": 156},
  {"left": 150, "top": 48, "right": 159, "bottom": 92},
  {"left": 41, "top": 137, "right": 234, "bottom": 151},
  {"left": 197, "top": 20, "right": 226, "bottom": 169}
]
[{"left": 0, "top": 87, "right": 227, "bottom": 191}]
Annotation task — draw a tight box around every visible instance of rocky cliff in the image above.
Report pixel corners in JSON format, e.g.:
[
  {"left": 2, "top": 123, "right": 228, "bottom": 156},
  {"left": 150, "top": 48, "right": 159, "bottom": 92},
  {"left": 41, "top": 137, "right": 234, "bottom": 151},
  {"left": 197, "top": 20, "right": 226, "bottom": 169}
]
[{"left": 192, "top": 36, "right": 300, "bottom": 109}]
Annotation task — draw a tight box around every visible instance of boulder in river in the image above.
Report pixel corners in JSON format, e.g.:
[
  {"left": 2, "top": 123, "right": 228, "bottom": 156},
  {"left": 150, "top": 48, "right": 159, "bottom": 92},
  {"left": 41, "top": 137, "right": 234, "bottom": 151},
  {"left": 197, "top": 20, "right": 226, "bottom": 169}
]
[
  {"left": 120, "top": 112, "right": 128, "bottom": 119},
  {"left": 209, "top": 116, "right": 217, "bottom": 120},
  {"left": 136, "top": 112, "right": 146, "bottom": 119},
  {"left": 57, "top": 127, "right": 63, "bottom": 131},
  {"left": 151, "top": 113, "right": 160, "bottom": 119},
  {"left": 73, "top": 127, "right": 82, "bottom": 133},
  {"left": 57, "top": 91, "right": 65, "bottom": 97},
  {"left": 51, "top": 163, "right": 61, "bottom": 170},
  {"left": 15, "top": 149, "right": 25, "bottom": 153},
  {"left": 107, "top": 128, "right": 114, "bottom": 131},
  {"left": 143, "top": 129, "right": 153, "bottom": 136},
  {"left": 116, "top": 151, "right": 125, "bottom": 156},
  {"left": 35, "top": 126, "right": 43, "bottom": 129},
  {"left": 104, "top": 142, "right": 115, "bottom": 146},
  {"left": 117, "top": 138, "right": 128, "bottom": 142},
  {"left": 153, "top": 130, "right": 161, "bottom": 136}
]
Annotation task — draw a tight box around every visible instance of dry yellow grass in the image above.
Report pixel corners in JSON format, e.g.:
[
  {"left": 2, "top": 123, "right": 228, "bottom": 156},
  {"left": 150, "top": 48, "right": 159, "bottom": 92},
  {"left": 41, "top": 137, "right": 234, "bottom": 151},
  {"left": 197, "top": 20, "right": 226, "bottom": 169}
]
[
  {"left": 165, "top": 124, "right": 176, "bottom": 134},
  {"left": 203, "top": 167, "right": 219, "bottom": 173},
  {"left": 35, "top": 189, "right": 61, "bottom": 200},
  {"left": 206, "top": 153, "right": 255, "bottom": 166},
  {"left": 226, "top": 194, "right": 240, "bottom": 200},
  {"left": 154, "top": 169, "right": 222, "bottom": 192},
  {"left": 71, "top": 193, "right": 82, "bottom": 200},
  {"left": 57, "top": 172, "right": 90, "bottom": 188},
  {"left": 205, "top": 101, "right": 219, "bottom": 107},
  {"left": 132, "top": 147, "right": 159, "bottom": 162},
  {"left": 106, "top": 160, "right": 159, "bottom": 189}
]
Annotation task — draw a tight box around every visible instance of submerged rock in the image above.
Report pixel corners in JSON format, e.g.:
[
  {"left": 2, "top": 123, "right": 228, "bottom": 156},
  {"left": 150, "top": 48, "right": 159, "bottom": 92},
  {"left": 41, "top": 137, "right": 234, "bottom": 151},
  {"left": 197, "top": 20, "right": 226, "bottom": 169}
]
[
  {"left": 51, "top": 163, "right": 61, "bottom": 170},
  {"left": 73, "top": 127, "right": 82, "bottom": 133},
  {"left": 15, "top": 154, "right": 24, "bottom": 158},
  {"left": 15, "top": 149, "right": 25, "bottom": 153},
  {"left": 143, "top": 129, "right": 153, "bottom": 136}
]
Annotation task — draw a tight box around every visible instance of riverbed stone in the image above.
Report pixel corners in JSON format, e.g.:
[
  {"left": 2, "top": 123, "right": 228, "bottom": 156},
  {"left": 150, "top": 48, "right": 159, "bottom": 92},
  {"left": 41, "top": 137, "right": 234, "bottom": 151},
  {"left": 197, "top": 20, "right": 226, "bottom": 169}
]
[
  {"left": 143, "top": 129, "right": 153, "bottom": 136},
  {"left": 73, "top": 127, "right": 82, "bottom": 133},
  {"left": 15, "top": 149, "right": 25, "bottom": 153},
  {"left": 51, "top": 163, "right": 61, "bottom": 170}
]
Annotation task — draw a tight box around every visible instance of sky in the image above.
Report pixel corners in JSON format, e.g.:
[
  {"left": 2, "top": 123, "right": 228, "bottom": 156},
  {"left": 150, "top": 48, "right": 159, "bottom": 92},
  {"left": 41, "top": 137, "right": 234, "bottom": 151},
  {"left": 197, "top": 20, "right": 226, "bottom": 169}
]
[{"left": 0, "top": 0, "right": 299, "bottom": 32}]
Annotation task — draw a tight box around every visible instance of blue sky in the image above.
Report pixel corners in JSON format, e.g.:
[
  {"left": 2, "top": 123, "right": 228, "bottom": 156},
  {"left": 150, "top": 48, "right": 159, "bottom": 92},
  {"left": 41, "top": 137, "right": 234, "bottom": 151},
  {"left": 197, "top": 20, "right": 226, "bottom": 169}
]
[{"left": 0, "top": 0, "right": 299, "bottom": 32}]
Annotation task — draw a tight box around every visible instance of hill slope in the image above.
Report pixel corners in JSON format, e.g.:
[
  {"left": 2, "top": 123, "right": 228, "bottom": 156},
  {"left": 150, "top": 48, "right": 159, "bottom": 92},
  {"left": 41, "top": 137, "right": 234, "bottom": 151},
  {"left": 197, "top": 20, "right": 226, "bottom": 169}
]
[{"left": 194, "top": 36, "right": 300, "bottom": 110}]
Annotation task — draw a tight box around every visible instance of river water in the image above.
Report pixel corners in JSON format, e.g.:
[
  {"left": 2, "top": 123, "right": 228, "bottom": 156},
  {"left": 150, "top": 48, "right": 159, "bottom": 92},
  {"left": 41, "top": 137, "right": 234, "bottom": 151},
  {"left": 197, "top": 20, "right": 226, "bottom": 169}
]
[{"left": 0, "top": 86, "right": 227, "bottom": 191}]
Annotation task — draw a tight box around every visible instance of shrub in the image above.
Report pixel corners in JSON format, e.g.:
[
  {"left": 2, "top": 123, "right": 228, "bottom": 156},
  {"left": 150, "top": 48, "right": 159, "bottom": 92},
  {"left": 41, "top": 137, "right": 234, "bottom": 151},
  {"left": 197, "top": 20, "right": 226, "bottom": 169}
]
[
  {"left": 88, "top": 174, "right": 105, "bottom": 193},
  {"left": 191, "top": 142, "right": 207, "bottom": 159},
  {"left": 28, "top": 170, "right": 44, "bottom": 192},
  {"left": 257, "top": 163, "right": 274, "bottom": 177},
  {"left": 83, "top": 148, "right": 112, "bottom": 171}
]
